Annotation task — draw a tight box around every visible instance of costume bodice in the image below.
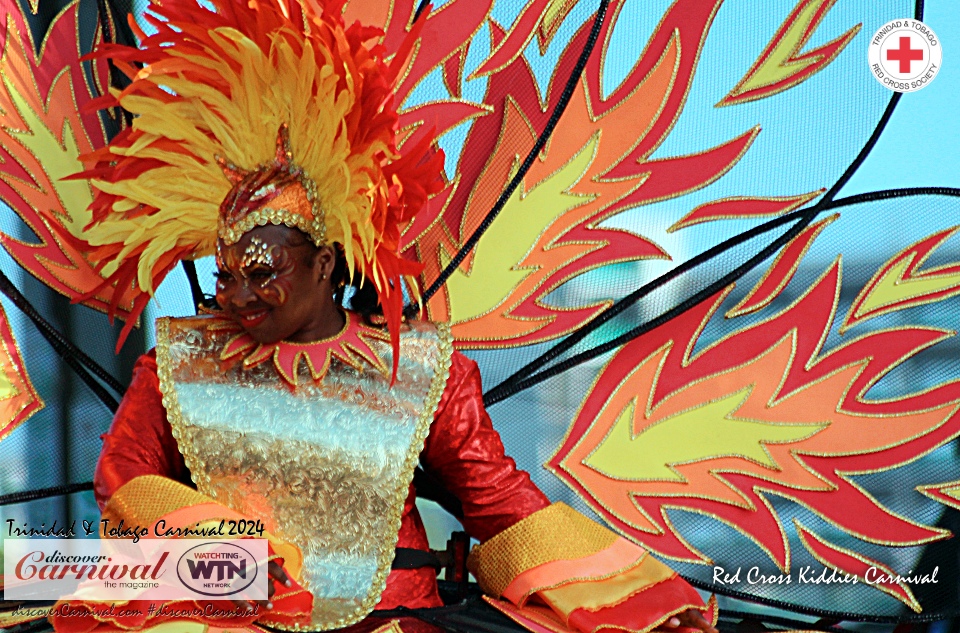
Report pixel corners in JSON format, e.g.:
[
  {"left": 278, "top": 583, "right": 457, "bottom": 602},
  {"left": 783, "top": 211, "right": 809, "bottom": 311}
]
[{"left": 155, "top": 314, "right": 452, "bottom": 630}]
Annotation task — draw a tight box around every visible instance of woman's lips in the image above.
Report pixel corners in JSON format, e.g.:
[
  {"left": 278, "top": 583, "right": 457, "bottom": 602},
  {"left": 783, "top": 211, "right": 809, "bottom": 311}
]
[{"left": 236, "top": 309, "right": 269, "bottom": 329}]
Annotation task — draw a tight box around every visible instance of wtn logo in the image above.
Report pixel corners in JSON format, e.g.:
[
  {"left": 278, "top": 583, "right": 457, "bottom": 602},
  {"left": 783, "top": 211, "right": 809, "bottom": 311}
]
[
  {"left": 185, "top": 559, "right": 247, "bottom": 581},
  {"left": 176, "top": 542, "right": 261, "bottom": 597}
]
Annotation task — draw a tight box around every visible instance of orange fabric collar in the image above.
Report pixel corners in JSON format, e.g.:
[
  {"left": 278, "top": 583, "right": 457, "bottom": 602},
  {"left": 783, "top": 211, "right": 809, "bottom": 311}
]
[{"left": 211, "top": 311, "right": 389, "bottom": 386}]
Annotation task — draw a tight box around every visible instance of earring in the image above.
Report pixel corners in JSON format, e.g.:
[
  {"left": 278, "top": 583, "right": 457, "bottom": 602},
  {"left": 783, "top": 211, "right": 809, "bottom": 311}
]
[{"left": 321, "top": 274, "right": 327, "bottom": 281}]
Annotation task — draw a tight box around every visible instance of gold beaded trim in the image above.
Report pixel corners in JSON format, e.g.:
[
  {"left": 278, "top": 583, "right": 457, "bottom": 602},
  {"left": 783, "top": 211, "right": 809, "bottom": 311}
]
[
  {"left": 156, "top": 318, "right": 455, "bottom": 631},
  {"left": 220, "top": 206, "right": 327, "bottom": 248},
  {"left": 156, "top": 317, "right": 214, "bottom": 497},
  {"left": 256, "top": 322, "right": 454, "bottom": 631},
  {"left": 218, "top": 155, "right": 327, "bottom": 247},
  {"left": 352, "top": 322, "right": 453, "bottom": 627}
]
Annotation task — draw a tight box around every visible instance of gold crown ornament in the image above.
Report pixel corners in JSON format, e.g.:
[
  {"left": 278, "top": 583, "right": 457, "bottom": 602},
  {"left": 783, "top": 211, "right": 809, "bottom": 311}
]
[{"left": 216, "top": 126, "right": 327, "bottom": 249}]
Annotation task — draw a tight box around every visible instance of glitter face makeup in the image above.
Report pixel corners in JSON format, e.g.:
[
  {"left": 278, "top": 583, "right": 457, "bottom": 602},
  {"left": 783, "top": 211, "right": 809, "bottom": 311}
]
[
  {"left": 241, "top": 237, "right": 274, "bottom": 269},
  {"left": 215, "top": 225, "right": 335, "bottom": 343}
]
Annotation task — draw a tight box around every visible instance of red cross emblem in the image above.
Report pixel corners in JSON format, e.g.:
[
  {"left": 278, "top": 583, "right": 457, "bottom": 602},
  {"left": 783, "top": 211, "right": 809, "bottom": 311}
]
[{"left": 886, "top": 36, "right": 924, "bottom": 73}]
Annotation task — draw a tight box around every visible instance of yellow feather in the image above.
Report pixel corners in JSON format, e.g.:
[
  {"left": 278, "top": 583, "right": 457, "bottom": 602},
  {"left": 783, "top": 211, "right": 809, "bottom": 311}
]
[{"left": 83, "top": 7, "right": 401, "bottom": 295}]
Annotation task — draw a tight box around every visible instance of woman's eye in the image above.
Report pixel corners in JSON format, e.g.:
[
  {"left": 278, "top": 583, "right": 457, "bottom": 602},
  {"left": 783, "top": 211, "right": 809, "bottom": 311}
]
[
  {"left": 214, "top": 270, "right": 234, "bottom": 281},
  {"left": 249, "top": 269, "right": 273, "bottom": 279}
]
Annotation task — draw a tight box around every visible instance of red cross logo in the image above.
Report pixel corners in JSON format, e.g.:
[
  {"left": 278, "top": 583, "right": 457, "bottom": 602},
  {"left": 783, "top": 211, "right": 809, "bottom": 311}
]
[{"left": 886, "top": 36, "right": 924, "bottom": 73}]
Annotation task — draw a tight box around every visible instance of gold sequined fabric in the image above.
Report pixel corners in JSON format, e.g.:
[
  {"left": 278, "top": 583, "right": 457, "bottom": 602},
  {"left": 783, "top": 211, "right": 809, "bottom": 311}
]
[
  {"left": 467, "top": 503, "right": 619, "bottom": 598},
  {"left": 102, "top": 475, "right": 214, "bottom": 526},
  {"left": 156, "top": 315, "right": 452, "bottom": 631}
]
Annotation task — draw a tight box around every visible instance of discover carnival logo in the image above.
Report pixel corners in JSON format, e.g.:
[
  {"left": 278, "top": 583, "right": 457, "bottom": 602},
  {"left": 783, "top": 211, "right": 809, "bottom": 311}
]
[
  {"left": 869, "top": 19, "right": 941, "bottom": 92},
  {"left": 3, "top": 539, "right": 268, "bottom": 601}
]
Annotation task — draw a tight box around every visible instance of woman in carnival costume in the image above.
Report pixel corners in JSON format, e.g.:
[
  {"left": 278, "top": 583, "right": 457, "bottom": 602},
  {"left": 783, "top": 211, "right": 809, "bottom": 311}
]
[{"left": 55, "top": 0, "right": 720, "bottom": 631}]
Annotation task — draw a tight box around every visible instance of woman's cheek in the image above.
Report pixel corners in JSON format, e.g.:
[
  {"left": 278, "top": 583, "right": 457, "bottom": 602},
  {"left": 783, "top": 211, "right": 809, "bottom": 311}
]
[
  {"left": 215, "top": 282, "right": 230, "bottom": 308},
  {"left": 259, "top": 277, "right": 292, "bottom": 306},
  {"left": 260, "top": 252, "right": 296, "bottom": 306}
]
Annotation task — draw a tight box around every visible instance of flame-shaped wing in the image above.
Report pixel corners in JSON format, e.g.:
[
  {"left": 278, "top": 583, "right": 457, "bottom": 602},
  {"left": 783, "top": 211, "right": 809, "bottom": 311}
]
[
  {"left": 669, "top": 190, "right": 823, "bottom": 232},
  {"left": 468, "top": 0, "right": 582, "bottom": 79},
  {"left": 406, "top": 0, "right": 821, "bottom": 348},
  {"left": 718, "top": 0, "right": 861, "bottom": 106},
  {"left": 725, "top": 214, "right": 836, "bottom": 317},
  {"left": 549, "top": 222, "right": 960, "bottom": 610},
  {"left": 795, "top": 522, "right": 923, "bottom": 611},
  {"left": 843, "top": 227, "right": 960, "bottom": 331},
  {"left": 0, "top": 300, "right": 42, "bottom": 440},
  {"left": 0, "top": 4, "right": 137, "bottom": 316},
  {"left": 918, "top": 480, "right": 960, "bottom": 512}
]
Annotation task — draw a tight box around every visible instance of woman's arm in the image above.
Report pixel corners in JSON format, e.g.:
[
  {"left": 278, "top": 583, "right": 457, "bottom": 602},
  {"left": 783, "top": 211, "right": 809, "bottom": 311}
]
[
  {"left": 420, "top": 351, "right": 717, "bottom": 633},
  {"left": 419, "top": 351, "right": 549, "bottom": 541},
  {"left": 94, "top": 351, "right": 191, "bottom": 509}
]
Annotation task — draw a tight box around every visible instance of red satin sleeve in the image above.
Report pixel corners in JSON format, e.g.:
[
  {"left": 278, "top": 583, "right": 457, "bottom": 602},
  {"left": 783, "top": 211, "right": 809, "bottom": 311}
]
[
  {"left": 376, "top": 351, "right": 550, "bottom": 610},
  {"left": 420, "top": 351, "right": 550, "bottom": 542},
  {"left": 95, "top": 349, "right": 547, "bottom": 535},
  {"left": 94, "top": 351, "right": 191, "bottom": 509},
  {"left": 95, "top": 347, "right": 549, "bottom": 610}
]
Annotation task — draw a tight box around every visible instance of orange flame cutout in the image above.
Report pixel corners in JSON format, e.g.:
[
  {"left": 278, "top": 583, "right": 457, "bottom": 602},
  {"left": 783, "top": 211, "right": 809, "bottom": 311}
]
[
  {"left": 796, "top": 522, "right": 921, "bottom": 612},
  {"left": 718, "top": 0, "right": 860, "bottom": 107},
  {"left": 725, "top": 214, "right": 836, "bottom": 318},
  {"left": 408, "top": 0, "right": 780, "bottom": 348},
  {"left": 549, "top": 257, "right": 960, "bottom": 608},
  {"left": 843, "top": 227, "right": 960, "bottom": 332},
  {"left": 0, "top": 5, "right": 137, "bottom": 317},
  {"left": 669, "top": 190, "right": 823, "bottom": 232},
  {"left": 0, "top": 300, "right": 43, "bottom": 440}
]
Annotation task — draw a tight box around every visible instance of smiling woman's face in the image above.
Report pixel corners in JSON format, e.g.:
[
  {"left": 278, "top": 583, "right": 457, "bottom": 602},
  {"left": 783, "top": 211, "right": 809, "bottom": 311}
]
[{"left": 214, "top": 225, "right": 338, "bottom": 343}]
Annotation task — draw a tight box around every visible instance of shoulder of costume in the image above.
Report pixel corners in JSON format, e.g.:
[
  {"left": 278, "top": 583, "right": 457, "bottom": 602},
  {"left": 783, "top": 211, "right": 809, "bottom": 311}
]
[
  {"left": 155, "top": 312, "right": 452, "bottom": 383},
  {"left": 154, "top": 312, "right": 445, "bottom": 338}
]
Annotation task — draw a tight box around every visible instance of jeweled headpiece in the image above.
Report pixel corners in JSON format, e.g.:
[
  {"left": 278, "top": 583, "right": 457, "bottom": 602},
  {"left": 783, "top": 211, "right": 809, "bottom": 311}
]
[
  {"left": 216, "top": 126, "right": 327, "bottom": 248},
  {"left": 75, "top": 0, "right": 444, "bottom": 353}
]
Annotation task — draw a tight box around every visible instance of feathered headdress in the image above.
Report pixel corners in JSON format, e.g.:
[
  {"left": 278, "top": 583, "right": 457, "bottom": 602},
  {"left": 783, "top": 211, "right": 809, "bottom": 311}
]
[{"left": 74, "top": 0, "right": 444, "bottom": 362}]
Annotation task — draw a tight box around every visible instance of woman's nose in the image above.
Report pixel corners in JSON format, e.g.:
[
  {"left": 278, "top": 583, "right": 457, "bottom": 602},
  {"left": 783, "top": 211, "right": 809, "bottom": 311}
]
[{"left": 230, "top": 281, "right": 257, "bottom": 306}]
